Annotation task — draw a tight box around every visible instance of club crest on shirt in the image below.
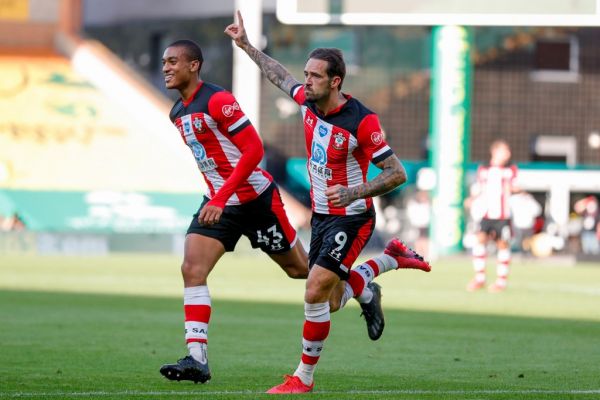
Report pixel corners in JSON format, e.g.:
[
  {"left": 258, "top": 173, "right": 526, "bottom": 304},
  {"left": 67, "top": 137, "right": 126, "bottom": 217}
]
[
  {"left": 222, "top": 102, "right": 240, "bottom": 118},
  {"left": 332, "top": 132, "right": 346, "bottom": 150},
  {"left": 193, "top": 117, "right": 205, "bottom": 133},
  {"left": 371, "top": 131, "right": 384, "bottom": 145}
]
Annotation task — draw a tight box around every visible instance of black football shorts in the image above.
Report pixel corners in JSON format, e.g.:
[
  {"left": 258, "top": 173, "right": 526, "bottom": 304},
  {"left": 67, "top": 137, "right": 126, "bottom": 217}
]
[
  {"left": 187, "top": 183, "right": 297, "bottom": 254},
  {"left": 308, "top": 209, "right": 376, "bottom": 280},
  {"left": 479, "top": 218, "right": 512, "bottom": 242}
]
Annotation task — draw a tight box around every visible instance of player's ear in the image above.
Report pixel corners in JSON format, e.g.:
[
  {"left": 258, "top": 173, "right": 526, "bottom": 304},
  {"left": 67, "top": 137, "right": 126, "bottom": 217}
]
[
  {"left": 330, "top": 76, "right": 341, "bottom": 89},
  {"left": 190, "top": 60, "right": 201, "bottom": 73}
]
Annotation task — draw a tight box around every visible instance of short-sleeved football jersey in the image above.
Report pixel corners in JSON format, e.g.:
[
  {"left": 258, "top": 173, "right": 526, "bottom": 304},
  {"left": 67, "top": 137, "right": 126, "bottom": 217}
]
[
  {"left": 291, "top": 84, "right": 394, "bottom": 215},
  {"left": 476, "top": 164, "right": 518, "bottom": 220},
  {"left": 170, "top": 82, "right": 272, "bottom": 205}
]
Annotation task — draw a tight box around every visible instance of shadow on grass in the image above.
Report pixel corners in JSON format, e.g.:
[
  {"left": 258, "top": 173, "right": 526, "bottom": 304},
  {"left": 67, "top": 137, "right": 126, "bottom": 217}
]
[{"left": 1, "top": 289, "right": 599, "bottom": 399}]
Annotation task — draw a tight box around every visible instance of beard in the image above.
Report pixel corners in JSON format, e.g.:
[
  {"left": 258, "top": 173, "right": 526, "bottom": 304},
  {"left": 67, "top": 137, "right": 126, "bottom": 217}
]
[{"left": 305, "top": 88, "right": 327, "bottom": 102}]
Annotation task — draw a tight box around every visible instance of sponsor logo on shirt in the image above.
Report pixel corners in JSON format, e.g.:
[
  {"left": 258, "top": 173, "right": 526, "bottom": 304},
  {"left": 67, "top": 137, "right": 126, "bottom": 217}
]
[
  {"left": 197, "top": 158, "right": 217, "bottom": 172},
  {"left": 311, "top": 142, "right": 327, "bottom": 165},
  {"left": 177, "top": 115, "right": 197, "bottom": 141},
  {"left": 190, "top": 141, "right": 217, "bottom": 172},
  {"left": 222, "top": 102, "right": 240, "bottom": 118},
  {"left": 371, "top": 131, "right": 383, "bottom": 145},
  {"left": 184, "top": 120, "right": 192, "bottom": 135},
  {"left": 309, "top": 160, "right": 333, "bottom": 180},
  {"left": 318, "top": 125, "right": 328, "bottom": 137},
  {"left": 310, "top": 143, "right": 332, "bottom": 180},
  {"left": 191, "top": 141, "right": 206, "bottom": 159},
  {"left": 305, "top": 115, "right": 314, "bottom": 127}
]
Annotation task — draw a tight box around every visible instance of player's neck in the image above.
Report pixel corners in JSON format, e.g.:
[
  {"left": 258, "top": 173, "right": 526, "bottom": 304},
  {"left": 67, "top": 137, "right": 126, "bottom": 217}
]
[
  {"left": 316, "top": 92, "right": 346, "bottom": 116},
  {"left": 490, "top": 160, "right": 508, "bottom": 167},
  {"left": 180, "top": 78, "right": 202, "bottom": 102}
]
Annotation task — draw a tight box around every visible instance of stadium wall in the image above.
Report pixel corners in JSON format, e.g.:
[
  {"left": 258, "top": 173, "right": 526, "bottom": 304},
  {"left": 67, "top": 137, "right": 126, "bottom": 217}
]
[{"left": 259, "top": 25, "right": 600, "bottom": 167}]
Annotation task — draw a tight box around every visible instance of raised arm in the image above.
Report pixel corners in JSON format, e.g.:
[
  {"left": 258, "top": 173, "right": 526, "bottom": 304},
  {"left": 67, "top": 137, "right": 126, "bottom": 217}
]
[
  {"left": 326, "top": 155, "right": 406, "bottom": 208},
  {"left": 225, "top": 10, "right": 301, "bottom": 94}
]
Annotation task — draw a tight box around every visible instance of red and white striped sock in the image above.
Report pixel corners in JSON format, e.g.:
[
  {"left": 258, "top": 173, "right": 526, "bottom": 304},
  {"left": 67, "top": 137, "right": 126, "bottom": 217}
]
[
  {"left": 339, "top": 254, "right": 398, "bottom": 308},
  {"left": 472, "top": 244, "right": 487, "bottom": 283},
  {"left": 496, "top": 249, "right": 511, "bottom": 287},
  {"left": 184, "top": 286, "right": 211, "bottom": 362},
  {"left": 293, "top": 302, "right": 330, "bottom": 386}
]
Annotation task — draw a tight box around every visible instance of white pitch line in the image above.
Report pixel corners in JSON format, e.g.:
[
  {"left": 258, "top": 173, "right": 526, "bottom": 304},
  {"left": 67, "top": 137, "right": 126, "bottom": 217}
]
[{"left": 2, "top": 389, "right": 600, "bottom": 397}]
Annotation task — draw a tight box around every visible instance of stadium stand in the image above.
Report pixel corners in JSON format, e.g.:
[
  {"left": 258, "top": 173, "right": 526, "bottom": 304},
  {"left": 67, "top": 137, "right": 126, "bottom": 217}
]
[{"left": 0, "top": 0, "right": 211, "bottom": 253}]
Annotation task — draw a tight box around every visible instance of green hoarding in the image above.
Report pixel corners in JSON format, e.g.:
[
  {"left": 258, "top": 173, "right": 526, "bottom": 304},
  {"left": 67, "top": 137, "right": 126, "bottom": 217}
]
[{"left": 0, "top": 189, "right": 201, "bottom": 233}]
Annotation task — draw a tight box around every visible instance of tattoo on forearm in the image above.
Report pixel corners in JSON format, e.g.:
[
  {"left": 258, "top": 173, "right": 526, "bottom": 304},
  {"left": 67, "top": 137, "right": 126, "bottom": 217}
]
[
  {"left": 347, "top": 156, "right": 406, "bottom": 202},
  {"left": 338, "top": 187, "right": 350, "bottom": 205},
  {"left": 245, "top": 45, "right": 298, "bottom": 94}
]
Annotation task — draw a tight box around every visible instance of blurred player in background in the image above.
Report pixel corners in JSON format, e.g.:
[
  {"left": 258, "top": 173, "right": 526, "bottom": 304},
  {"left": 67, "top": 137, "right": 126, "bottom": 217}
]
[
  {"left": 158, "top": 39, "right": 309, "bottom": 384},
  {"left": 467, "top": 139, "right": 519, "bottom": 292},
  {"left": 509, "top": 191, "right": 542, "bottom": 253},
  {"left": 226, "top": 12, "right": 431, "bottom": 394},
  {"left": 574, "top": 195, "right": 600, "bottom": 255}
]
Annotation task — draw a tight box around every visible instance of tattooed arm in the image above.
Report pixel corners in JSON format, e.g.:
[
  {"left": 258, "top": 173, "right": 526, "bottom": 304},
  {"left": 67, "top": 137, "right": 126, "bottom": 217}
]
[
  {"left": 225, "top": 10, "right": 300, "bottom": 95},
  {"left": 326, "top": 155, "right": 407, "bottom": 208}
]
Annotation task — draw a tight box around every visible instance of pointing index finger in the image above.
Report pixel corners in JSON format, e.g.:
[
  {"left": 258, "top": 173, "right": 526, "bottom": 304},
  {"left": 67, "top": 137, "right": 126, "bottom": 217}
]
[{"left": 237, "top": 10, "right": 244, "bottom": 26}]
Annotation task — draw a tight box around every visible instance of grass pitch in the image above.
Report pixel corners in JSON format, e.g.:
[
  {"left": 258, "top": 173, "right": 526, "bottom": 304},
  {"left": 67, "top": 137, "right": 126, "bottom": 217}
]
[{"left": 1, "top": 250, "right": 600, "bottom": 399}]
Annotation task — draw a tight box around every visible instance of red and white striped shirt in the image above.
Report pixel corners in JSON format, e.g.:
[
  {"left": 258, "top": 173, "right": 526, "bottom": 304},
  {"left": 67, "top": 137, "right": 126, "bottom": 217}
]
[
  {"left": 291, "top": 85, "right": 394, "bottom": 215},
  {"left": 475, "top": 164, "right": 518, "bottom": 220},
  {"left": 170, "top": 82, "right": 272, "bottom": 207}
]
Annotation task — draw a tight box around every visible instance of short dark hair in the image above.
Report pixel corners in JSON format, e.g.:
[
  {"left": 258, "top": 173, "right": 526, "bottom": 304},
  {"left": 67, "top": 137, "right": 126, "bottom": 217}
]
[
  {"left": 308, "top": 48, "right": 346, "bottom": 90},
  {"left": 168, "top": 39, "right": 204, "bottom": 66}
]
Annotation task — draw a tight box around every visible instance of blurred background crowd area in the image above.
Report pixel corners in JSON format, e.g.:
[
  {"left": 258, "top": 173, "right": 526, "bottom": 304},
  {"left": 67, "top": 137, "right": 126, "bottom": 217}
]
[{"left": 0, "top": 0, "right": 599, "bottom": 261}]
